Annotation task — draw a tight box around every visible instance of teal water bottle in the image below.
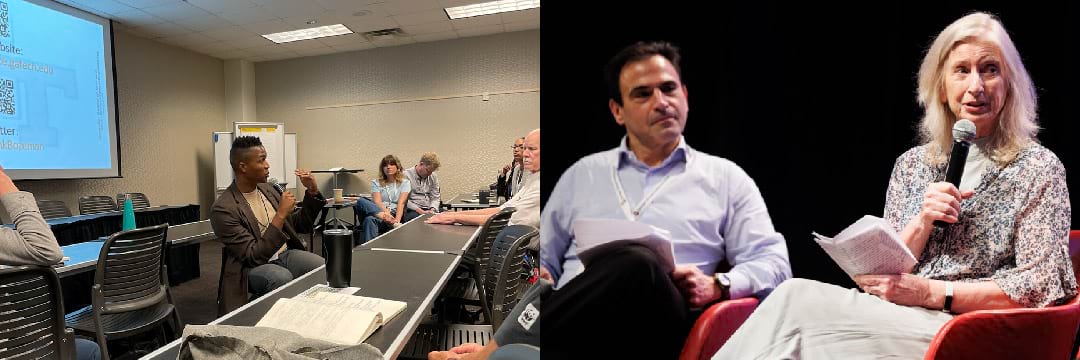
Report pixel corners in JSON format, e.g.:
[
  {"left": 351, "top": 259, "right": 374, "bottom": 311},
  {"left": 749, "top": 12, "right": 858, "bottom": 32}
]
[{"left": 121, "top": 194, "right": 136, "bottom": 231}]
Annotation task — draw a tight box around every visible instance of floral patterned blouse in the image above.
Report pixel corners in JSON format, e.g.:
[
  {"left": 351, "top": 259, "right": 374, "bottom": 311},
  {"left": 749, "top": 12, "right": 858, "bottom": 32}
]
[{"left": 884, "top": 143, "right": 1076, "bottom": 307}]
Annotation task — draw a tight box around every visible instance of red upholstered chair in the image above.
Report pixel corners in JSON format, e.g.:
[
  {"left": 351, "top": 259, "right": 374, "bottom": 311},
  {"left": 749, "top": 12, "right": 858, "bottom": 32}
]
[
  {"left": 922, "top": 229, "right": 1080, "bottom": 360},
  {"left": 678, "top": 297, "right": 759, "bottom": 360}
]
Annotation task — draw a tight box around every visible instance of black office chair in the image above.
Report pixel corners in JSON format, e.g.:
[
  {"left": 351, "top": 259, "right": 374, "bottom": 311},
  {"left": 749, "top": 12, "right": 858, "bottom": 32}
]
[
  {"left": 36, "top": 199, "right": 73, "bottom": 219},
  {"left": 79, "top": 196, "right": 117, "bottom": 215},
  {"left": 482, "top": 225, "right": 538, "bottom": 330},
  {"left": 439, "top": 207, "right": 516, "bottom": 321},
  {"left": 65, "top": 224, "right": 182, "bottom": 360},
  {"left": 402, "top": 225, "right": 539, "bottom": 359},
  {"left": 0, "top": 265, "right": 77, "bottom": 360},
  {"left": 115, "top": 193, "right": 151, "bottom": 210}
]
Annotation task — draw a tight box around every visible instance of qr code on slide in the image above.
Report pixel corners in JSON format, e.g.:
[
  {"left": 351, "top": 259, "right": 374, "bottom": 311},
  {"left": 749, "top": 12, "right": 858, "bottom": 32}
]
[
  {"left": 0, "top": 2, "right": 8, "bottom": 38},
  {"left": 0, "top": 79, "right": 14, "bottom": 115}
]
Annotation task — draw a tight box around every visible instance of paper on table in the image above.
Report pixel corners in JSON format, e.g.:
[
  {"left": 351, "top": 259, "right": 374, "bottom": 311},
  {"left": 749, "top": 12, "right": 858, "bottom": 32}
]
[{"left": 296, "top": 283, "right": 360, "bottom": 298}]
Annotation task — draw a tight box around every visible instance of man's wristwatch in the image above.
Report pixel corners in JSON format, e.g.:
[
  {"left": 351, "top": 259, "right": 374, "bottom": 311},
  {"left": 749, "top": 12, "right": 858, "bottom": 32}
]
[{"left": 714, "top": 273, "right": 732, "bottom": 300}]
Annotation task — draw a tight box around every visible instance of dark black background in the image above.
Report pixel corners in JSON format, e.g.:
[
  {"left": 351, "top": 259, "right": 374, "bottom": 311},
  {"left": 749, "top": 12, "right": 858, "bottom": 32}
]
[{"left": 540, "top": 1, "right": 1078, "bottom": 287}]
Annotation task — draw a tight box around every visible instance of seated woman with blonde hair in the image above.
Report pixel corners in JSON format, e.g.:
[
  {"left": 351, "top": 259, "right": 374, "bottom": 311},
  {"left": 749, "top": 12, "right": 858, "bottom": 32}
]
[{"left": 713, "top": 12, "right": 1076, "bottom": 359}]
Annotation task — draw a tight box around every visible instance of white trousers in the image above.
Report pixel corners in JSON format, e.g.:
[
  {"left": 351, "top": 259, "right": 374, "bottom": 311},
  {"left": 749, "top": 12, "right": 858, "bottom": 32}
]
[{"left": 713, "top": 279, "right": 954, "bottom": 360}]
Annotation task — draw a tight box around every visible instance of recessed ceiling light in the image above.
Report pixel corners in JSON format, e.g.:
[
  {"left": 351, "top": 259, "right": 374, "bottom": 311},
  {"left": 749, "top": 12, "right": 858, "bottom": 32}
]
[
  {"left": 262, "top": 24, "right": 353, "bottom": 44},
  {"left": 444, "top": 0, "right": 539, "bottom": 20}
]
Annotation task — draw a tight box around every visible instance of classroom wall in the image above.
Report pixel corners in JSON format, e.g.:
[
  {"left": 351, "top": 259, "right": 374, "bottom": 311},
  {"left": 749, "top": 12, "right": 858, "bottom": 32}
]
[
  {"left": 7, "top": 30, "right": 226, "bottom": 222},
  {"left": 253, "top": 30, "right": 540, "bottom": 200}
]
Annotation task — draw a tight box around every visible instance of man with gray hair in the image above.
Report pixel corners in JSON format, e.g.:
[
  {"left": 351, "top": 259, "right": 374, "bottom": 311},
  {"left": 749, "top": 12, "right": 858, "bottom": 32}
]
[
  {"left": 427, "top": 129, "right": 540, "bottom": 229},
  {"left": 402, "top": 152, "right": 442, "bottom": 223}
]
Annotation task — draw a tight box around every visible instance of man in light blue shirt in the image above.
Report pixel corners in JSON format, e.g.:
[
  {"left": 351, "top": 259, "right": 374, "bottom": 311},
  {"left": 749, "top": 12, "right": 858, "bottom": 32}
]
[{"left": 540, "top": 41, "right": 791, "bottom": 359}]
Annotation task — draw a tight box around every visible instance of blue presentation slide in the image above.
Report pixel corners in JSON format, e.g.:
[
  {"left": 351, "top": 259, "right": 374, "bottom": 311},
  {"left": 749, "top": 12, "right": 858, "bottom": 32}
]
[{"left": 0, "top": 0, "right": 112, "bottom": 170}]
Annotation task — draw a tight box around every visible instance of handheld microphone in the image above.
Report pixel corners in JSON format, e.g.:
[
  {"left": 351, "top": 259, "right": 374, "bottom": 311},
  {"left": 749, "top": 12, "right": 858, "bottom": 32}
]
[
  {"left": 933, "top": 119, "right": 977, "bottom": 227},
  {"left": 268, "top": 178, "right": 285, "bottom": 194}
]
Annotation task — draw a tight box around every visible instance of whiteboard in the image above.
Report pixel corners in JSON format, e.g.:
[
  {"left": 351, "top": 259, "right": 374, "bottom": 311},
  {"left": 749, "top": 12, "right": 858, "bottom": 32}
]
[
  {"left": 213, "top": 132, "right": 233, "bottom": 190},
  {"left": 214, "top": 130, "right": 297, "bottom": 190},
  {"left": 235, "top": 122, "right": 285, "bottom": 187}
]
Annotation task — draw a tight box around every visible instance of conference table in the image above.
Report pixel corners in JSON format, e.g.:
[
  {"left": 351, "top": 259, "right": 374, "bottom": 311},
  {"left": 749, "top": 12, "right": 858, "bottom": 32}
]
[
  {"left": 54, "top": 220, "right": 217, "bottom": 313},
  {"left": 141, "top": 214, "right": 480, "bottom": 360},
  {"left": 3, "top": 205, "right": 204, "bottom": 312},
  {"left": 55, "top": 219, "right": 217, "bottom": 278},
  {"left": 446, "top": 192, "right": 503, "bottom": 210},
  {"left": 2, "top": 204, "right": 202, "bottom": 246},
  {"left": 4, "top": 204, "right": 203, "bottom": 283}
]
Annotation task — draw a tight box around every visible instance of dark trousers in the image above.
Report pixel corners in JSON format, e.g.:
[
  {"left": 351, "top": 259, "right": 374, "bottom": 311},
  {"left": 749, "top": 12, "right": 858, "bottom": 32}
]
[{"left": 543, "top": 245, "right": 696, "bottom": 359}]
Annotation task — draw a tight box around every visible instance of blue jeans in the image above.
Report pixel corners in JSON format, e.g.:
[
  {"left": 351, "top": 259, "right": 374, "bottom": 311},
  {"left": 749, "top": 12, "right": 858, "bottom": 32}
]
[
  {"left": 248, "top": 249, "right": 324, "bottom": 297},
  {"left": 354, "top": 197, "right": 394, "bottom": 245}
]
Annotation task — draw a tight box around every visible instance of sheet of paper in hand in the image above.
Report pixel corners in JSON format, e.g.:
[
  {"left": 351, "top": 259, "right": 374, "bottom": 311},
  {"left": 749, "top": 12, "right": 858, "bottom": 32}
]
[
  {"left": 812, "top": 215, "right": 917, "bottom": 281},
  {"left": 573, "top": 218, "right": 675, "bottom": 273}
]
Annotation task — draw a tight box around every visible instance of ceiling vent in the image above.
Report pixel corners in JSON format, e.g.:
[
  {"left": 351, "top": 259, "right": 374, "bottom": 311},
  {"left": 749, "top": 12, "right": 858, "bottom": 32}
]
[{"left": 361, "top": 28, "right": 406, "bottom": 41}]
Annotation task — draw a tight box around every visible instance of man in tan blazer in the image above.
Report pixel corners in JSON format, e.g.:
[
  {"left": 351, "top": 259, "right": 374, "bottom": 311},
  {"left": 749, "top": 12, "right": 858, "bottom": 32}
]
[{"left": 211, "top": 136, "right": 325, "bottom": 315}]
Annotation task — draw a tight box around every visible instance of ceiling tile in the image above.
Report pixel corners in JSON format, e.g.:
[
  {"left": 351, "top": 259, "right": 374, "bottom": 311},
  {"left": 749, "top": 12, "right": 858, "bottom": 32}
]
[
  {"left": 392, "top": 9, "right": 447, "bottom": 26},
  {"left": 73, "top": 1, "right": 136, "bottom": 17},
  {"left": 331, "top": 42, "right": 375, "bottom": 52},
  {"left": 440, "top": 0, "right": 488, "bottom": 7},
  {"left": 200, "top": 26, "right": 260, "bottom": 41},
  {"left": 498, "top": 7, "right": 538, "bottom": 23},
  {"left": 440, "top": 0, "right": 488, "bottom": 8},
  {"left": 216, "top": 6, "right": 279, "bottom": 24},
  {"left": 449, "top": 14, "right": 502, "bottom": 30},
  {"left": 184, "top": 0, "right": 260, "bottom": 14},
  {"left": 244, "top": 44, "right": 296, "bottom": 56},
  {"left": 135, "top": 21, "right": 194, "bottom": 38},
  {"left": 239, "top": 19, "right": 294, "bottom": 35},
  {"left": 223, "top": 35, "right": 276, "bottom": 48},
  {"left": 111, "top": 8, "right": 167, "bottom": 27},
  {"left": 503, "top": 19, "right": 538, "bottom": 32},
  {"left": 282, "top": 40, "right": 331, "bottom": 51},
  {"left": 342, "top": 16, "right": 400, "bottom": 34},
  {"left": 401, "top": 21, "right": 452, "bottom": 35},
  {"left": 114, "top": 0, "right": 179, "bottom": 9},
  {"left": 280, "top": 9, "right": 358, "bottom": 28},
  {"left": 456, "top": 24, "right": 503, "bottom": 38},
  {"left": 187, "top": 41, "right": 236, "bottom": 53},
  {"left": 261, "top": 52, "right": 300, "bottom": 61},
  {"left": 173, "top": 14, "right": 235, "bottom": 31},
  {"left": 370, "top": 36, "right": 415, "bottom": 48},
  {"left": 316, "top": 33, "right": 367, "bottom": 46},
  {"left": 141, "top": 1, "right": 211, "bottom": 21},
  {"left": 372, "top": 0, "right": 442, "bottom": 16},
  {"left": 315, "top": 0, "right": 383, "bottom": 11},
  {"left": 157, "top": 31, "right": 218, "bottom": 47},
  {"left": 412, "top": 31, "right": 458, "bottom": 43},
  {"left": 295, "top": 47, "right": 338, "bottom": 57},
  {"left": 255, "top": 0, "right": 326, "bottom": 19}
]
